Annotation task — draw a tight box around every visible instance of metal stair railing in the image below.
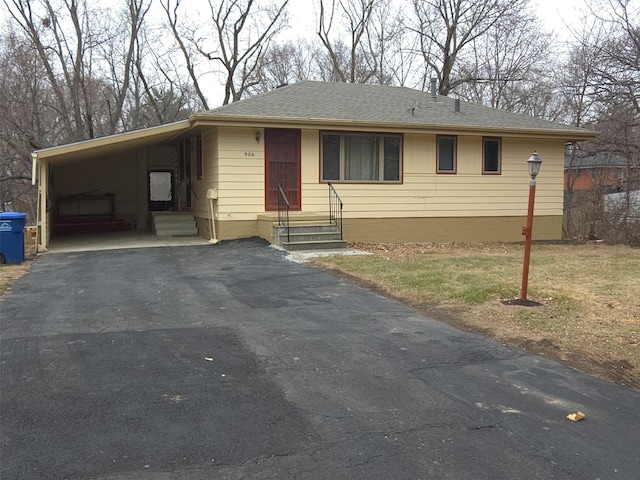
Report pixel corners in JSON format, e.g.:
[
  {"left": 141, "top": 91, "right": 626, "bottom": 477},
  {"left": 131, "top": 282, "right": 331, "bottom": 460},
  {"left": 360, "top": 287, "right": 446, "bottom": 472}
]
[
  {"left": 277, "top": 183, "right": 290, "bottom": 243},
  {"left": 328, "top": 183, "right": 343, "bottom": 240}
]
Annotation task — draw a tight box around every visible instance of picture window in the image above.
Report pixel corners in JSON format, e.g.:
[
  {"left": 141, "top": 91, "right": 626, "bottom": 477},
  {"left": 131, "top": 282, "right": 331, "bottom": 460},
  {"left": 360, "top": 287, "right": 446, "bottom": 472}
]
[{"left": 321, "top": 132, "right": 402, "bottom": 182}]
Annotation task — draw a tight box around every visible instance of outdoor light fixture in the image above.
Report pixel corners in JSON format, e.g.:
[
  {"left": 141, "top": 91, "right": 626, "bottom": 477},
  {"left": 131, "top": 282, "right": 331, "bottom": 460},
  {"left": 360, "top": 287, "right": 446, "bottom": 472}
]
[
  {"left": 521, "top": 150, "right": 543, "bottom": 301},
  {"left": 255, "top": 130, "right": 261, "bottom": 143},
  {"left": 528, "top": 150, "right": 542, "bottom": 179}
]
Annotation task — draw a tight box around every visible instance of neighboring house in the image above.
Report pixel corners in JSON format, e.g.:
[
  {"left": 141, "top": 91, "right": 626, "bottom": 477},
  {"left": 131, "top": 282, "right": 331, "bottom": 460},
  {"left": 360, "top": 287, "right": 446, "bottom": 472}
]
[
  {"left": 564, "top": 153, "right": 628, "bottom": 195},
  {"left": 604, "top": 190, "right": 640, "bottom": 223},
  {"left": 32, "top": 81, "right": 596, "bottom": 253}
]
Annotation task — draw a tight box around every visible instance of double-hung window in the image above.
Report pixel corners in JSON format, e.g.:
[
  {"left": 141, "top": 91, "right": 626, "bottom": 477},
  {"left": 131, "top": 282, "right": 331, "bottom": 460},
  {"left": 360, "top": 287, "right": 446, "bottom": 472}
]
[
  {"left": 483, "top": 137, "right": 501, "bottom": 174},
  {"left": 321, "top": 132, "right": 401, "bottom": 182},
  {"left": 437, "top": 135, "right": 457, "bottom": 173}
]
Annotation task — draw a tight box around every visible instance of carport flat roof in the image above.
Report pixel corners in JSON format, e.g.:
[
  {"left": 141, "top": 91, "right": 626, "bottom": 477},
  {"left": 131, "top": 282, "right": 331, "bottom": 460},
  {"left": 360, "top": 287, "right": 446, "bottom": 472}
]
[{"left": 34, "top": 121, "right": 192, "bottom": 164}]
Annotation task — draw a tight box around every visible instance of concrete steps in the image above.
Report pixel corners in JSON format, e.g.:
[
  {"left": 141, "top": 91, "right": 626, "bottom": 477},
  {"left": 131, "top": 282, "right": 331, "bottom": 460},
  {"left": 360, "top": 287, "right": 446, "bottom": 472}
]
[
  {"left": 151, "top": 212, "right": 198, "bottom": 237},
  {"left": 276, "top": 223, "right": 347, "bottom": 251}
]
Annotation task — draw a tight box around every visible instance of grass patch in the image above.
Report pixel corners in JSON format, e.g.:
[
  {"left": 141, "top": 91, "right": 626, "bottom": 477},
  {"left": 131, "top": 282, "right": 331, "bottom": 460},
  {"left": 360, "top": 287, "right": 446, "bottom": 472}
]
[
  {"left": 326, "top": 254, "right": 518, "bottom": 304},
  {"left": 0, "top": 261, "right": 33, "bottom": 299}
]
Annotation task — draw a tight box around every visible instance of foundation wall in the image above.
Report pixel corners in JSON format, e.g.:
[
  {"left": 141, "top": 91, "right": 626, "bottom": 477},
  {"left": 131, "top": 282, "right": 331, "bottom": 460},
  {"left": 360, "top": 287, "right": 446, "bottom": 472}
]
[{"left": 202, "top": 215, "right": 562, "bottom": 244}]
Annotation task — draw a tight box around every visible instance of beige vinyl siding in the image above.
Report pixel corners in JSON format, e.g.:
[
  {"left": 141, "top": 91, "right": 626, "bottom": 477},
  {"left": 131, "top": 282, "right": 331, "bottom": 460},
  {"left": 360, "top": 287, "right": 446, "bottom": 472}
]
[
  {"left": 191, "top": 128, "right": 218, "bottom": 223},
  {"left": 301, "top": 129, "right": 565, "bottom": 219},
  {"left": 201, "top": 126, "right": 564, "bottom": 222},
  {"left": 215, "top": 127, "right": 265, "bottom": 220},
  {"left": 301, "top": 129, "right": 321, "bottom": 211}
]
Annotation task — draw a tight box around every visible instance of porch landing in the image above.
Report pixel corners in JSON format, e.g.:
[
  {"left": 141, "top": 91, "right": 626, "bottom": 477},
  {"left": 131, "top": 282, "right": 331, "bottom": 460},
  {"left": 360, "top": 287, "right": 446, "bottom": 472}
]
[
  {"left": 257, "top": 212, "right": 347, "bottom": 251},
  {"left": 256, "top": 212, "right": 330, "bottom": 223}
]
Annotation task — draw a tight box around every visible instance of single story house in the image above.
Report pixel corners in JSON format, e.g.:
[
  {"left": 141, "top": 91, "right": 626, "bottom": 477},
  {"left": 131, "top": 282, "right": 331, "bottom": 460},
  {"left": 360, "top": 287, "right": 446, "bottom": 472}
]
[{"left": 32, "top": 81, "right": 596, "bottom": 252}]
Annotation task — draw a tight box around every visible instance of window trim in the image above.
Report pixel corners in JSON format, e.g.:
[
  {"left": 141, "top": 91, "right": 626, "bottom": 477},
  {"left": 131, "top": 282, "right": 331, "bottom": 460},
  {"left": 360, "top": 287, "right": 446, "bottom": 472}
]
[
  {"left": 320, "top": 131, "right": 403, "bottom": 184},
  {"left": 436, "top": 135, "right": 457, "bottom": 174},
  {"left": 482, "top": 137, "right": 502, "bottom": 175}
]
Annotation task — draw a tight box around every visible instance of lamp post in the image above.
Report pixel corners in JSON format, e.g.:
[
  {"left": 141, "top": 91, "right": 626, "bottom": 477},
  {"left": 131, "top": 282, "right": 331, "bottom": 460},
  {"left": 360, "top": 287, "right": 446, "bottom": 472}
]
[{"left": 521, "top": 150, "right": 542, "bottom": 301}]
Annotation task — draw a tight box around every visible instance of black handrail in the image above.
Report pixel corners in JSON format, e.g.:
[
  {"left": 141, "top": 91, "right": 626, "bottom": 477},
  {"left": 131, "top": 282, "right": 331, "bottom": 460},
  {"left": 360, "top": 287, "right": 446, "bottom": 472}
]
[
  {"left": 328, "top": 183, "right": 343, "bottom": 240},
  {"left": 277, "top": 183, "right": 290, "bottom": 243}
]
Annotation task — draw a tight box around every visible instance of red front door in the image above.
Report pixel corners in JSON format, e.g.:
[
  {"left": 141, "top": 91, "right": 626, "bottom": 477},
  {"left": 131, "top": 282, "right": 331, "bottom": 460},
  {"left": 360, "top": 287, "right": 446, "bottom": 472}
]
[{"left": 265, "top": 129, "right": 301, "bottom": 211}]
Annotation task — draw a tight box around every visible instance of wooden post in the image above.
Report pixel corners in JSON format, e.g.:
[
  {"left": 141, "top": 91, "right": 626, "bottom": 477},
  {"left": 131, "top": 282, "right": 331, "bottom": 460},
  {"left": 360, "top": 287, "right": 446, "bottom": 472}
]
[{"left": 520, "top": 180, "right": 537, "bottom": 300}]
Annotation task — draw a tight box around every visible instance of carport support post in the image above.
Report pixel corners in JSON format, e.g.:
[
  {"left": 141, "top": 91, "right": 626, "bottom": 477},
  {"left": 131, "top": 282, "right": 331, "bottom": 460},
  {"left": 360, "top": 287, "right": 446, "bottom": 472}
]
[
  {"left": 37, "top": 158, "right": 49, "bottom": 253},
  {"left": 520, "top": 151, "right": 542, "bottom": 301}
]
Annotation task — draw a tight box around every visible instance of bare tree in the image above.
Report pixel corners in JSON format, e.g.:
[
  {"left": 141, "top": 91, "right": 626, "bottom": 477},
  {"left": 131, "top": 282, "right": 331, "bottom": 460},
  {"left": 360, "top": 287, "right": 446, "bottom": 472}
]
[
  {"left": 99, "top": 0, "right": 151, "bottom": 133},
  {"left": 0, "top": 27, "right": 53, "bottom": 217},
  {"left": 316, "top": 0, "right": 379, "bottom": 83},
  {"left": 4, "top": 0, "right": 150, "bottom": 141},
  {"left": 562, "top": 0, "right": 640, "bottom": 244},
  {"left": 410, "top": 0, "right": 528, "bottom": 95},
  {"left": 129, "top": 8, "right": 205, "bottom": 127},
  {"left": 159, "top": 0, "right": 212, "bottom": 109},
  {"left": 454, "top": 8, "right": 554, "bottom": 114},
  {"left": 248, "top": 39, "right": 321, "bottom": 93},
  {"left": 161, "top": 0, "right": 289, "bottom": 106},
  {"left": 364, "top": 0, "right": 409, "bottom": 85}
]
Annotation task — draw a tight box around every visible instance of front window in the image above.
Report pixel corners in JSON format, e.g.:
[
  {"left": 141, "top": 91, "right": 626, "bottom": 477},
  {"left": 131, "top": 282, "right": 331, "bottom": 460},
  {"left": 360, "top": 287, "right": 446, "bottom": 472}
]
[
  {"left": 437, "top": 135, "right": 457, "bottom": 173},
  {"left": 321, "top": 132, "right": 402, "bottom": 182}
]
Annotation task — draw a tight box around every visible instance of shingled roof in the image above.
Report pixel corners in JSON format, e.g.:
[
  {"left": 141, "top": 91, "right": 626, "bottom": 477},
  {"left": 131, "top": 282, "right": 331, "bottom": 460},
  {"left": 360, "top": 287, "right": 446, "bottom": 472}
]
[
  {"left": 564, "top": 153, "right": 628, "bottom": 169},
  {"left": 194, "top": 81, "right": 596, "bottom": 139}
]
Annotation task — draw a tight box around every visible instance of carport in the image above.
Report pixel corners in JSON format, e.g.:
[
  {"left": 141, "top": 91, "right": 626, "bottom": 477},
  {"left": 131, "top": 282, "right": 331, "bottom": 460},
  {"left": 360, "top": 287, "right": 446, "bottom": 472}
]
[{"left": 32, "top": 121, "right": 202, "bottom": 253}]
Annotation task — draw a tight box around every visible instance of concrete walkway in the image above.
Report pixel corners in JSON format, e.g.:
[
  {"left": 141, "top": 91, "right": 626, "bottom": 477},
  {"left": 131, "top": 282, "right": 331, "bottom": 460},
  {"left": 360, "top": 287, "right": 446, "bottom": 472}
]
[
  {"left": 44, "top": 230, "right": 210, "bottom": 254},
  {"left": 1, "top": 239, "right": 638, "bottom": 479}
]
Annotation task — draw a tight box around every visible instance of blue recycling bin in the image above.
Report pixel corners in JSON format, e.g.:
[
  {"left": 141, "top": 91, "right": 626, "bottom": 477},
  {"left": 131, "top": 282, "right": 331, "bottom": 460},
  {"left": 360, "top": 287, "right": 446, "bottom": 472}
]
[{"left": 0, "top": 212, "right": 28, "bottom": 264}]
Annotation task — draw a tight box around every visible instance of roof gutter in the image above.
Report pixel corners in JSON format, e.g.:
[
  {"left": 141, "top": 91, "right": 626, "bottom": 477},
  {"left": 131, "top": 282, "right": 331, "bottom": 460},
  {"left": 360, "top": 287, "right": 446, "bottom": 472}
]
[{"left": 190, "top": 114, "right": 598, "bottom": 141}]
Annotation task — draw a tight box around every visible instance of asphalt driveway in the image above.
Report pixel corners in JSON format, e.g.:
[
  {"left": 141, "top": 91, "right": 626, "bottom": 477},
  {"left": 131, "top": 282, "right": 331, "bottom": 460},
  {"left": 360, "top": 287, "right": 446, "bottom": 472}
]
[{"left": 1, "top": 238, "right": 639, "bottom": 479}]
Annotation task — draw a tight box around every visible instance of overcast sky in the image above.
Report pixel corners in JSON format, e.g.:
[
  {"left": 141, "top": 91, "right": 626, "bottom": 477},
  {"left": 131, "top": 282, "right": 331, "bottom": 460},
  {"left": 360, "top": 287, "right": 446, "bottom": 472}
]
[{"left": 285, "top": 0, "right": 589, "bottom": 42}]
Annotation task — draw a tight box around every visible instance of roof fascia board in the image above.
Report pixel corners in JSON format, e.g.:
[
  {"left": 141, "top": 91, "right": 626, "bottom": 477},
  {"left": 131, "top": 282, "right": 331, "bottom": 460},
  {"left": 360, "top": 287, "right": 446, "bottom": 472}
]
[
  {"left": 34, "top": 120, "right": 192, "bottom": 160},
  {"left": 190, "top": 114, "right": 597, "bottom": 141}
]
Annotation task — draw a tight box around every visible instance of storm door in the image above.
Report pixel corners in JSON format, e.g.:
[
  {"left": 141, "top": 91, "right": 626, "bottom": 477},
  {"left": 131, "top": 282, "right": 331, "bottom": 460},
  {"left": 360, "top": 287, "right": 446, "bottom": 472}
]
[
  {"left": 148, "top": 171, "right": 175, "bottom": 211},
  {"left": 265, "top": 129, "right": 301, "bottom": 211}
]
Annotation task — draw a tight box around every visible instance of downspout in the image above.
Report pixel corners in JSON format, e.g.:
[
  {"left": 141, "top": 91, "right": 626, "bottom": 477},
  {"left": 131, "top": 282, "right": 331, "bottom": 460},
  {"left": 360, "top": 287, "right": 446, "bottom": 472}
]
[{"left": 206, "top": 188, "right": 219, "bottom": 244}]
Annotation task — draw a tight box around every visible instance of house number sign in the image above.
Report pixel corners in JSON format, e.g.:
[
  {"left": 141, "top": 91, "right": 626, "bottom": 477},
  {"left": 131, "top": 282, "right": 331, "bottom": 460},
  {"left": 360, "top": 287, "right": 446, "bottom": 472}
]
[{"left": 244, "top": 152, "right": 255, "bottom": 157}]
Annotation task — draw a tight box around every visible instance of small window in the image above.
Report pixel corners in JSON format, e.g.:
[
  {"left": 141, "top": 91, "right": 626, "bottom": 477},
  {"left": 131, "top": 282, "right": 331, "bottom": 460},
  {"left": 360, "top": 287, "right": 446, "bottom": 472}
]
[
  {"left": 321, "top": 132, "right": 402, "bottom": 183},
  {"left": 483, "top": 137, "right": 501, "bottom": 174},
  {"left": 437, "top": 136, "right": 456, "bottom": 173}
]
